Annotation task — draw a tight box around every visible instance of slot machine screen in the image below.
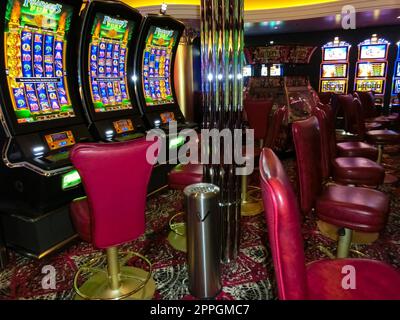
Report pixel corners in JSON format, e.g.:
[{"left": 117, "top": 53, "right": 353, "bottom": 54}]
[
  {"left": 394, "top": 80, "right": 400, "bottom": 94},
  {"left": 261, "top": 64, "right": 268, "bottom": 76},
  {"left": 88, "top": 13, "right": 135, "bottom": 113},
  {"left": 269, "top": 64, "right": 282, "bottom": 77},
  {"left": 321, "top": 64, "right": 347, "bottom": 78},
  {"left": 4, "top": 0, "right": 76, "bottom": 124},
  {"left": 323, "top": 47, "right": 348, "bottom": 61},
  {"left": 396, "top": 62, "right": 400, "bottom": 77},
  {"left": 142, "top": 26, "right": 179, "bottom": 106},
  {"left": 357, "top": 62, "right": 386, "bottom": 78},
  {"left": 360, "top": 44, "right": 387, "bottom": 59},
  {"left": 242, "top": 65, "right": 252, "bottom": 77}
]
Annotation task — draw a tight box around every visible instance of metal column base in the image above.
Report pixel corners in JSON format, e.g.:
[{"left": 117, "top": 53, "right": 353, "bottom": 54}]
[{"left": 241, "top": 175, "right": 263, "bottom": 217}]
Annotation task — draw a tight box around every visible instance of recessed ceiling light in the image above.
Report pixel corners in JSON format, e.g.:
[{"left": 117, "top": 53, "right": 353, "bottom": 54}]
[{"left": 397, "top": 16, "right": 400, "bottom": 19}]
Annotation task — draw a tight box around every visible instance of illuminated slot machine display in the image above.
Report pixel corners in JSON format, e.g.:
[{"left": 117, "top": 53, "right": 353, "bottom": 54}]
[
  {"left": 390, "top": 41, "right": 400, "bottom": 108},
  {"left": 354, "top": 34, "right": 390, "bottom": 106},
  {"left": 319, "top": 37, "right": 350, "bottom": 94},
  {"left": 78, "top": 0, "right": 145, "bottom": 142},
  {"left": 0, "top": 0, "right": 93, "bottom": 257},
  {"left": 135, "top": 14, "right": 196, "bottom": 131}
]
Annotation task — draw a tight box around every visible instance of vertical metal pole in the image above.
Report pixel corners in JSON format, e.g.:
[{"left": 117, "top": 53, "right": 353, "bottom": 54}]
[
  {"left": 200, "top": 0, "right": 244, "bottom": 263},
  {"left": 106, "top": 247, "right": 121, "bottom": 290}
]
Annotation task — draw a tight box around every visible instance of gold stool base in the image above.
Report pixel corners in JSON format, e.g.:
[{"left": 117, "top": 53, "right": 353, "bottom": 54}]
[
  {"left": 317, "top": 220, "right": 379, "bottom": 244},
  {"left": 75, "top": 266, "right": 155, "bottom": 300},
  {"left": 167, "top": 212, "right": 187, "bottom": 252},
  {"left": 241, "top": 199, "right": 264, "bottom": 216}
]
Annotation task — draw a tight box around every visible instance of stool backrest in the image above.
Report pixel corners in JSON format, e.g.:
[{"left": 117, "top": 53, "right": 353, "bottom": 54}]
[
  {"left": 70, "top": 139, "right": 158, "bottom": 248},
  {"left": 348, "top": 98, "right": 366, "bottom": 139},
  {"left": 265, "top": 106, "right": 288, "bottom": 149},
  {"left": 316, "top": 102, "right": 337, "bottom": 158},
  {"left": 338, "top": 94, "right": 355, "bottom": 133},
  {"left": 292, "top": 116, "right": 323, "bottom": 213},
  {"left": 244, "top": 99, "right": 274, "bottom": 140},
  {"left": 259, "top": 148, "right": 307, "bottom": 300},
  {"left": 357, "top": 91, "right": 379, "bottom": 119}
]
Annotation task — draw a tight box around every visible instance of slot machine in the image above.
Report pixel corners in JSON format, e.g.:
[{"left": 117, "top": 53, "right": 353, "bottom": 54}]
[
  {"left": 134, "top": 13, "right": 197, "bottom": 132},
  {"left": 390, "top": 41, "right": 400, "bottom": 108},
  {"left": 319, "top": 37, "right": 350, "bottom": 94},
  {"left": 0, "top": 0, "right": 93, "bottom": 257},
  {"left": 78, "top": 0, "right": 146, "bottom": 142},
  {"left": 354, "top": 34, "right": 390, "bottom": 106}
]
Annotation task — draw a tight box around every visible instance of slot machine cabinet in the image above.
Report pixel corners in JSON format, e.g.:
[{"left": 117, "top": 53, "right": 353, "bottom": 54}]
[
  {"left": 134, "top": 14, "right": 197, "bottom": 132},
  {"left": 390, "top": 41, "right": 400, "bottom": 108},
  {"left": 354, "top": 34, "right": 390, "bottom": 106},
  {"left": 0, "top": 0, "right": 94, "bottom": 257},
  {"left": 78, "top": 0, "right": 146, "bottom": 142},
  {"left": 319, "top": 37, "right": 350, "bottom": 94}
]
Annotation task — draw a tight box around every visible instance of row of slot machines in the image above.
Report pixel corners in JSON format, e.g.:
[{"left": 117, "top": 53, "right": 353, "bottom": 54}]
[
  {"left": 0, "top": 0, "right": 194, "bottom": 257},
  {"left": 319, "top": 35, "right": 400, "bottom": 107}
]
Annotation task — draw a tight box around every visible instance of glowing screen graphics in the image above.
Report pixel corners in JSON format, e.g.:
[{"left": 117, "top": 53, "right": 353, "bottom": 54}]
[
  {"left": 160, "top": 111, "right": 175, "bottom": 124},
  {"left": 357, "top": 62, "right": 386, "bottom": 78},
  {"left": 243, "top": 65, "right": 252, "bottom": 77},
  {"left": 113, "top": 119, "right": 134, "bottom": 133},
  {"left": 321, "top": 64, "right": 347, "bottom": 78},
  {"left": 270, "top": 64, "right": 282, "bottom": 76},
  {"left": 142, "top": 26, "right": 178, "bottom": 106},
  {"left": 394, "top": 80, "right": 400, "bottom": 94},
  {"left": 360, "top": 44, "right": 387, "bottom": 60},
  {"left": 261, "top": 65, "right": 268, "bottom": 76},
  {"left": 323, "top": 47, "right": 348, "bottom": 61},
  {"left": 356, "top": 79, "right": 384, "bottom": 94},
  {"left": 320, "top": 80, "right": 346, "bottom": 93},
  {"left": 396, "top": 62, "right": 400, "bottom": 77},
  {"left": 89, "top": 13, "right": 135, "bottom": 113},
  {"left": 4, "top": 0, "right": 76, "bottom": 124}
]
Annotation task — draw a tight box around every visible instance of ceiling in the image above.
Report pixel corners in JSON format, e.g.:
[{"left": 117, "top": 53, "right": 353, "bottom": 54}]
[
  {"left": 123, "top": 0, "right": 340, "bottom": 11},
  {"left": 244, "top": 8, "right": 400, "bottom": 35},
  {"left": 121, "top": 0, "right": 400, "bottom": 35}
]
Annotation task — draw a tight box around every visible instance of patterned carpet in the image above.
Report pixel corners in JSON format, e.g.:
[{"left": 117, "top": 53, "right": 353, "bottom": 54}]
[{"left": 1, "top": 148, "right": 400, "bottom": 300}]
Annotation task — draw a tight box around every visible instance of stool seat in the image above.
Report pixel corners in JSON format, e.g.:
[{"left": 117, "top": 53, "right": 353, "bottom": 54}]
[
  {"left": 70, "top": 198, "right": 91, "bottom": 243},
  {"left": 336, "top": 141, "right": 378, "bottom": 160},
  {"left": 316, "top": 185, "right": 389, "bottom": 233},
  {"left": 307, "top": 259, "right": 400, "bottom": 300},
  {"left": 332, "top": 157, "right": 384, "bottom": 186},
  {"left": 168, "top": 164, "right": 203, "bottom": 190},
  {"left": 366, "top": 129, "right": 400, "bottom": 145},
  {"left": 365, "top": 122, "right": 382, "bottom": 131}
]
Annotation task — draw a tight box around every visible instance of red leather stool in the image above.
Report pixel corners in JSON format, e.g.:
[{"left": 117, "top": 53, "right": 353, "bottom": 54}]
[
  {"left": 312, "top": 106, "right": 384, "bottom": 187},
  {"left": 69, "top": 139, "right": 157, "bottom": 300},
  {"left": 317, "top": 102, "right": 379, "bottom": 161},
  {"left": 259, "top": 148, "right": 400, "bottom": 300},
  {"left": 292, "top": 117, "right": 389, "bottom": 258},
  {"left": 167, "top": 163, "right": 203, "bottom": 252}
]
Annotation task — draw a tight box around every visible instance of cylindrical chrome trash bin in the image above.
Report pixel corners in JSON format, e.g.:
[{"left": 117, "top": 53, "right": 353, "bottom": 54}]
[{"left": 184, "top": 183, "right": 221, "bottom": 298}]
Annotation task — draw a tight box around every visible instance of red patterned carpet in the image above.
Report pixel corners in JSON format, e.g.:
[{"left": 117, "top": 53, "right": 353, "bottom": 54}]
[{"left": 1, "top": 149, "right": 400, "bottom": 300}]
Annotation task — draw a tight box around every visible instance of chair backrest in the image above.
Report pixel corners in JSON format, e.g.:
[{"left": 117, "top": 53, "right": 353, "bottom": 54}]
[
  {"left": 311, "top": 106, "right": 331, "bottom": 180},
  {"left": 338, "top": 94, "right": 355, "bottom": 133},
  {"left": 259, "top": 148, "right": 308, "bottom": 300},
  {"left": 264, "top": 106, "right": 288, "bottom": 149},
  {"left": 292, "top": 116, "right": 323, "bottom": 213},
  {"left": 357, "top": 91, "right": 379, "bottom": 119},
  {"left": 316, "top": 102, "right": 337, "bottom": 158},
  {"left": 348, "top": 98, "right": 366, "bottom": 139},
  {"left": 318, "top": 92, "right": 333, "bottom": 105},
  {"left": 244, "top": 99, "right": 274, "bottom": 140},
  {"left": 70, "top": 138, "right": 158, "bottom": 248}
]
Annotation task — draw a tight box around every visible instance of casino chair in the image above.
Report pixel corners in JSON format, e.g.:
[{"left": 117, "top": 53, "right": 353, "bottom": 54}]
[
  {"left": 317, "top": 102, "right": 380, "bottom": 161},
  {"left": 317, "top": 92, "right": 333, "bottom": 105},
  {"left": 292, "top": 117, "right": 389, "bottom": 258},
  {"left": 240, "top": 99, "right": 274, "bottom": 216},
  {"left": 167, "top": 163, "right": 203, "bottom": 252},
  {"left": 356, "top": 91, "right": 399, "bottom": 125},
  {"left": 348, "top": 97, "right": 400, "bottom": 184},
  {"left": 339, "top": 94, "right": 381, "bottom": 136},
  {"left": 69, "top": 139, "right": 158, "bottom": 300},
  {"left": 259, "top": 148, "right": 400, "bottom": 300},
  {"left": 311, "top": 105, "right": 384, "bottom": 187}
]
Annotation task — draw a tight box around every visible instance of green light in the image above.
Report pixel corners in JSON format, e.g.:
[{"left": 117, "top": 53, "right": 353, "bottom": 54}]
[
  {"left": 62, "top": 169, "right": 81, "bottom": 190},
  {"left": 169, "top": 136, "right": 185, "bottom": 149}
]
